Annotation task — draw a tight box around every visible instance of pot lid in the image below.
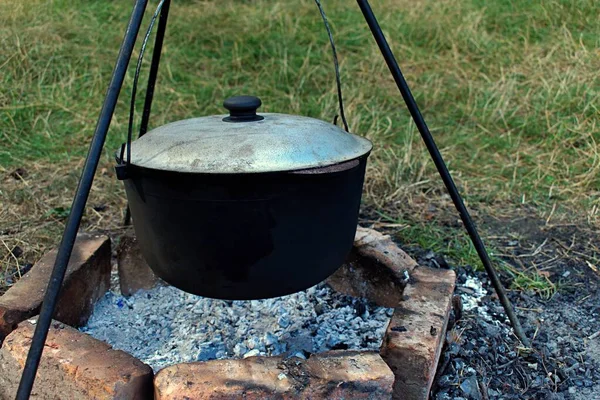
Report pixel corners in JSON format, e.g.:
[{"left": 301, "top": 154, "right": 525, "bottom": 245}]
[{"left": 126, "top": 96, "right": 372, "bottom": 174}]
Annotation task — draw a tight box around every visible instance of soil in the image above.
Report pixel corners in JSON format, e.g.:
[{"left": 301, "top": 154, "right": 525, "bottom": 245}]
[{"left": 387, "top": 210, "right": 600, "bottom": 400}]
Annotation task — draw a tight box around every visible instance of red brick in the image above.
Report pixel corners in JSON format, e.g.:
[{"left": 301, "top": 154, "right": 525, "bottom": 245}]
[
  {"left": 117, "top": 232, "right": 160, "bottom": 296},
  {"left": 0, "top": 233, "right": 111, "bottom": 342},
  {"left": 0, "top": 319, "right": 153, "bottom": 399},
  {"left": 154, "top": 350, "right": 394, "bottom": 399},
  {"left": 327, "top": 226, "right": 417, "bottom": 307},
  {"left": 380, "top": 266, "right": 456, "bottom": 400},
  {"left": 352, "top": 227, "right": 419, "bottom": 272}
]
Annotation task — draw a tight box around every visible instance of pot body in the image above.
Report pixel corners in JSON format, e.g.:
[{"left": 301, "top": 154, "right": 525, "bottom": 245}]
[{"left": 123, "top": 156, "right": 368, "bottom": 299}]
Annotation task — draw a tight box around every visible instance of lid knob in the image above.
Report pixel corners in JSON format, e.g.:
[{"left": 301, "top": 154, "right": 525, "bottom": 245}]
[{"left": 223, "top": 96, "right": 264, "bottom": 122}]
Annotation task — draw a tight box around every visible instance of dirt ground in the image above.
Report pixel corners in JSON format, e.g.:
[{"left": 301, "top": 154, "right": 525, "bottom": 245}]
[{"left": 386, "top": 210, "right": 600, "bottom": 399}]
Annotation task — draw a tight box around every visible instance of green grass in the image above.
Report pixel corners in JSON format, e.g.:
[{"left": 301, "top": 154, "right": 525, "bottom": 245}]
[
  {"left": 375, "top": 208, "right": 481, "bottom": 267},
  {"left": 1, "top": 0, "right": 599, "bottom": 292},
  {"left": 510, "top": 268, "right": 557, "bottom": 299}
]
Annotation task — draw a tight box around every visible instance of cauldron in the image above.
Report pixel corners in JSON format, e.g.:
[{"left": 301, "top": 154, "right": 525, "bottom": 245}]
[{"left": 117, "top": 96, "right": 372, "bottom": 299}]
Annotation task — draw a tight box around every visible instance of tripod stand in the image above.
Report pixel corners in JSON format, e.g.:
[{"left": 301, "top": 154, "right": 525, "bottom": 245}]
[{"left": 15, "top": 1, "right": 530, "bottom": 398}]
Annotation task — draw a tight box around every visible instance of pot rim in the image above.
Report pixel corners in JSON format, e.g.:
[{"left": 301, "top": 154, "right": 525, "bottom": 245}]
[{"left": 115, "top": 151, "right": 371, "bottom": 178}]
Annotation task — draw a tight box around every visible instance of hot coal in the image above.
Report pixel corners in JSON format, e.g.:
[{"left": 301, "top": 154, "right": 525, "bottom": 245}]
[{"left": 81, "top": 283, "right": 393, "bottom": 372}]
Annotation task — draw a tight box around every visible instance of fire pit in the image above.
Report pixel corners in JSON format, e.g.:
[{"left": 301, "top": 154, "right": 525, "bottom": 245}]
[
  {"left": 81, "top": 283, "right": 393, "bottom": 372},
  {"left": 0, "top": 228, "right": 456, "bottom": 399}
]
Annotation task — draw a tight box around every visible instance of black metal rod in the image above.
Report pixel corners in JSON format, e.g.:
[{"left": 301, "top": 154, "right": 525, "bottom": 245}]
[
  {"left": 124, "top": 0, "right": 171, "bottom": 227},
  {"left": 15, "top": 1, "right": 149, "bottom": 398},
  {"left": 356, "top": 0, "right": 531, "bottom": 348}
]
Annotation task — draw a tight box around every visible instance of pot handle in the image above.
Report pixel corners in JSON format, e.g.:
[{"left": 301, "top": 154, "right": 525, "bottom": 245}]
[
  {"left": 315, "top": 0, "right": 349, "bottom": 132},
  {"left": 115, "top": 0, "right": 350, "bottom": 180},
  {"left": 116, "top": 0, "right": 166, "bottom": 180}
]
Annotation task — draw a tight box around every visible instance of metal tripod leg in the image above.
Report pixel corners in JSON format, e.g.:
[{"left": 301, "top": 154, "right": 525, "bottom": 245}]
[
  {"left": 15, "top": 1, "right": 150, "bottom": 398},
  {"left": 356, "top": 0, "right": 531, "bottom": 348}
]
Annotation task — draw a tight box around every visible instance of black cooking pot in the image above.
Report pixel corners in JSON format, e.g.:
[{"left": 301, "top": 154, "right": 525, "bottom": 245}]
[{"left": 117, "top": 96, "right": 372, "bottom": 300}]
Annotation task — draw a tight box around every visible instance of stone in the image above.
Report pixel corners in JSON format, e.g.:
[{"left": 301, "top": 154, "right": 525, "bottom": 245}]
[
  {"left": 459, "top": 375, "right": 482, "bottom": 400},
  {"left": 0, "top": 233, "right": 111, "bottom": 342},
  {"left": 154, "top": 350, "right": 394, "bottom": 399},
  {"left": 0, "top": 319, "right": 153, "bottom": 399},
  {"left": 243, "top": 349, "right": 261, "bottom": 358},
  {"left": 233, "top": 342, "right": 248, "bottom": 357},
  {"left": 380, "top": 266, "right": 456, "bottom": 400},
  {"left": 117, "top": 232, "right": 160, "bottom": 296},
  {"left": 327, "top": 226, "right": 418, "bottom": 307}
]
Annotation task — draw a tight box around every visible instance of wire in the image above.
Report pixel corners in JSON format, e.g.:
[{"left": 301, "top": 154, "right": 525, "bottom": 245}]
[
  {"left": 314, "top": 0, "right": 349, "bottom": 132},
  {"left": 123, "top": 0, "right": 166, "bottom": 165}
]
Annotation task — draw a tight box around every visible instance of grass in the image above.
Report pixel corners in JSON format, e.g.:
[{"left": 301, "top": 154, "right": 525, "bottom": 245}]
[
  {"left": 1, "top": 0, "right": 599, "bottom": 294},
  {"left": 510, "top": 267, "right": 557, "bottom": 300}
]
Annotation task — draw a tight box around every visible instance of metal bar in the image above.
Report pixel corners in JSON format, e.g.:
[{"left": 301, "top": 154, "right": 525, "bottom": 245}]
[
  {"left": 15, "top": 1, "right": 149, "bottom": 398},
  {"left": 356, "top": 0, "right": 531, "bottom": 348},
  {"left": 124, "top": 0, "right": 171, "bottom": 227}
]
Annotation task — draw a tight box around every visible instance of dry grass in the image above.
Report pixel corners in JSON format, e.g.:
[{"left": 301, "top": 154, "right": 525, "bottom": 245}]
[
  {"left": 0, "top": 159, "right": 127, "bottom": 292},
  {"left": 1, "top": 0, "right": 599, "bottom": 294}
]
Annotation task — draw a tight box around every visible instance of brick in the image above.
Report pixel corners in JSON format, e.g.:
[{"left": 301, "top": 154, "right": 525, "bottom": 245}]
[
  {"left": 117, "top": 232, "right": 160, "bottom": 296},
  {"left": 0, "top": 233, "right": 111, "bottom": 342},
  {"left": 327, "top": 226, "right": 417, "bottom": 307},
  {"left": 154, "top": 350, "right": 394, "bottom": 400},
  {"left": 0, "top": 319, "right": 153, "bottom": 399},
  {"left": 380, "top": 266, "right": 456, "bottom": 400}
]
